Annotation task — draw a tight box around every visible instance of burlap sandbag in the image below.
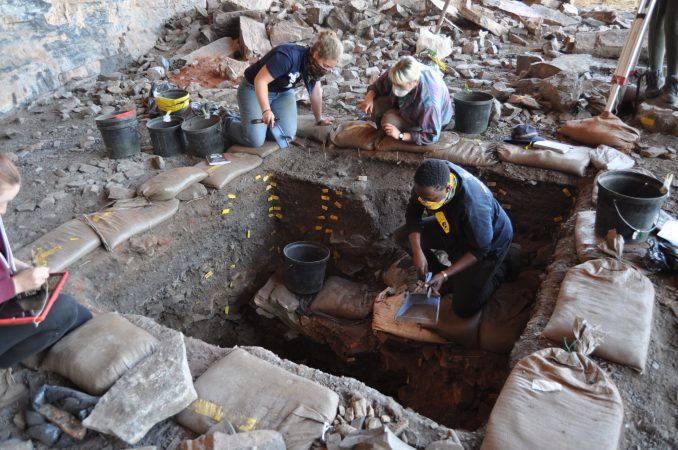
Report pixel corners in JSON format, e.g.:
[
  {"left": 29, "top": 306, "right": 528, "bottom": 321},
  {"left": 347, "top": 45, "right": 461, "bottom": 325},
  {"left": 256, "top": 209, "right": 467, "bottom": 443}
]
[
  {"left": 589, "top": 145, "right": 635, "bottom": 170},
  {"left": 310, "top": 276, "right": 373, "bottom": 320},
  {"left": 496, "top": 143, "right": 590, "bottom": 176},
  {"left": 574, "top": 210, "right": 647, "bottom": 263},
  {"left": 15, "top": 219, "right": 101, "bottom": 271},
  {"left": 543, "top": 258, "right": 654, "bottom": 371},
  {"left": 372, "top": 288, "right": 448, "bottom": 344},
  {"left": 428, "top": 138, "right": 497, "bottom": 167},
  {"left": 229, "top": 141, "right": 280, "bottom": 158},
  {"left": 82, "top": 197, "right": 180, "bottom": 251},
  {"left": 482, "top": 320, "right": 624, "bottom": 450},
  {"left": 296, "top": 114, "right": 332, "bottom": 144},
  {"left": 558, "top": 111, "right": 640, "bottom": 154},
  {"left": 42, "top": 312, "right": 159, "bottom": 395},
  {"left": 195, "top": 153, "right": 263, "bottom": 189},
  {"left": 138, "top": 167, "right": 208, "bottom": 201},
  {"left": 329, "top": 121, "right": 379, "bottom": 151},
  {"left": 374, "top": 131, "right": 460, "bottom": 155},
  {"left": 176, "top": 348, "right": 339, "bottom": 450}
]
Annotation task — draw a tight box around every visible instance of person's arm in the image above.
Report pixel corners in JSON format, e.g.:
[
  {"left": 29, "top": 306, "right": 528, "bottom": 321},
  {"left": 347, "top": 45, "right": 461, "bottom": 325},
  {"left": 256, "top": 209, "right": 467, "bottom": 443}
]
[
  {"left": 428, "top": 251, "right": 478, "bottom": 289},
  {"left": 405, "top": 191, "right": 428, "bottom": 279},
  {"left": 13, "top": 258, "right": 30, "bottom": 271},
  {"left": 310, "top": 82, "right": 334, "bottom": 125},
  {"left": 360, "top": 89, "right": 377, "bottom": 114},
  {"left": 410, "top": 105, "right": 443, "bottom": 145},
  {"left": 253, "top": 66, "right": 276, "bottom": 126}
]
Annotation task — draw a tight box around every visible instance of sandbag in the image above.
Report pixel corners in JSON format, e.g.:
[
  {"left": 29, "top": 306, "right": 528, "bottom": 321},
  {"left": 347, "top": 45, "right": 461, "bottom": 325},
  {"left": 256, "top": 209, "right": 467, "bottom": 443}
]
[
  {"left": 82, "top": 197, "right": 180, "bottom": 251},
  {"left": 329, "top": 121, "right": 379, "bottom": 151},
  {"left": 138, "top": 167, "right": 208, "bottom": 201},
  {"left": 557, "top": 111, "right": 640, "bottom": 153},
  {"left": 496, "top": 143, "right": 590, "bottom": 176},
  {"left": 195, "top": 153, "right": 263, "bottom": 189},
  {"left": 479, "top": 271, "right": 538, "bottom": 354},
  {"left": 482, "top": 321, "right": 624, "bottom": 450},
  {"left": 372, "top": 289, "right": 448, "bottom": 344},
  {"left": 543, "top": 258, "right": 654, "bottom": 371},
  {"left": 427, "top": 138, "right": 497, "bottom": 167},
  {"left": 229, "top": 141, "right": 280, "bottom": 158},
  {"left": 310, "top": 276, "right": 373, "bottom": 320},
  {"left": 42, "top": 312, "right": 159, "bottom": 395},
  {"left": 296, "top": 114, "right": 332, "bottom": 144},
  {"left": 423, "top": 295, "right": 481, "bottom": 348},
  {"left": 374, "top": 131, "right": 460, "bottom": 155},
  {"left": 589, "top": 145, "right": 635, "bottom": 170},
  {"left": 574, "top": 210, "right": 647, "bottom": 263},
  {"left": 15, "top": 219, "right": 101, "bottom": 271},
  {"left": 176, "top": 348, "right": 339, "bottom": 450}
]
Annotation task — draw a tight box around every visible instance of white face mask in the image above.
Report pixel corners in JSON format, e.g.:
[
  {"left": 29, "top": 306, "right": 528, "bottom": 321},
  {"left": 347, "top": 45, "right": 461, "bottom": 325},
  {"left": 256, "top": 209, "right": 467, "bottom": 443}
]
[{"left": 392, "top": 87, "right": 411, "bottom": 98}]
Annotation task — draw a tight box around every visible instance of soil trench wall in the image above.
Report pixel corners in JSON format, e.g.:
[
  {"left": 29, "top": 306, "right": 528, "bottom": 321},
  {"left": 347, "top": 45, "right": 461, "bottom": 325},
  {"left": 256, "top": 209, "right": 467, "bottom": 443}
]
[{"left": 0, "top": 0, "right": 203, "bottom": 118}]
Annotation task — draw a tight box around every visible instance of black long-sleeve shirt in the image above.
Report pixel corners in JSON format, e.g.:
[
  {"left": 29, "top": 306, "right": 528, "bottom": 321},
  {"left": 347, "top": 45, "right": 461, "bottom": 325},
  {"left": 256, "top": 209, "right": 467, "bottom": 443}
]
[{"left": 405, "top": 161, "right": 513, "bottom": 260}]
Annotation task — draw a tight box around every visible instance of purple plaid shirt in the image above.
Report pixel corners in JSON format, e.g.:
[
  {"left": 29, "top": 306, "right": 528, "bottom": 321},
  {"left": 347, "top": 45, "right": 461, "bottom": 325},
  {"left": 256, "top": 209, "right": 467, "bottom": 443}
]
[{"left": 368, "top": 64, "right": 453, "bottom": 145}]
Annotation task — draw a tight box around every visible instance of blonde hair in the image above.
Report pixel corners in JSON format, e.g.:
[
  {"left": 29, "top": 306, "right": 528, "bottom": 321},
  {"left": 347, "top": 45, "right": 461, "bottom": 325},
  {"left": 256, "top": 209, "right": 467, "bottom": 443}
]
[
  {"left": 389, "top": 56, "right": 421, "bottom": 85},
  {"left": 310, "top": 31, "right": 343, "bottom": 61},
  {"left": 0, "top": 154, "right": 20, "bottom": 188}
]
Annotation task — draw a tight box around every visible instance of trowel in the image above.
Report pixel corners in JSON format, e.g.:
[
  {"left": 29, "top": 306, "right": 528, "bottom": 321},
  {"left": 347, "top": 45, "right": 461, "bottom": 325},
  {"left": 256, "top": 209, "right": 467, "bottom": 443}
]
[{"left": 395, "top": 272, "right": 441, "bottom": 325}]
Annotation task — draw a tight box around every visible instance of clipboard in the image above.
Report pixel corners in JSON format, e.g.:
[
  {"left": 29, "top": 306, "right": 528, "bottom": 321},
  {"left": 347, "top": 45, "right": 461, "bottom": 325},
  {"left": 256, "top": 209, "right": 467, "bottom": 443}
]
[{"left": 0, "top": 272, "right": 69, "bottom": 326}]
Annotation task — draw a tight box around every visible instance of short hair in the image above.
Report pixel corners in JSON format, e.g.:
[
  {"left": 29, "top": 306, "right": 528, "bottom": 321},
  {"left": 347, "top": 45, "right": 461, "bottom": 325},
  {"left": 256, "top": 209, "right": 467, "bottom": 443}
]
[
  {"left": 389, "top": 56, "right": 421, "bottom": 86},
  {"left": 311, "top": 31, "right": 343, "bottom": 61},
  {"left": 414, "top": 159, "right": 449, "bottom": 190},
  {"left": 0, "top": 154, "right": 21, "bottom": 188}
]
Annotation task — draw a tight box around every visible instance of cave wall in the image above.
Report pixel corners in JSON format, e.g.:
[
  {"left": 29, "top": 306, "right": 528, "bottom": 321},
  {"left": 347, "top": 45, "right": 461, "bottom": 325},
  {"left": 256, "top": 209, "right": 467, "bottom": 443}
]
[{"left": 0, "top": 0, "right": 205, "bottom": 118}]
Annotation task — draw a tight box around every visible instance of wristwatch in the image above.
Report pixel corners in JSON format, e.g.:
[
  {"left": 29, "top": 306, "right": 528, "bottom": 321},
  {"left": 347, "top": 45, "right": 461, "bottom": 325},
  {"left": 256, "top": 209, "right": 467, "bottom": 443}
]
[{"left": 398, "top": 132, "right": 404, "bottom": 141}]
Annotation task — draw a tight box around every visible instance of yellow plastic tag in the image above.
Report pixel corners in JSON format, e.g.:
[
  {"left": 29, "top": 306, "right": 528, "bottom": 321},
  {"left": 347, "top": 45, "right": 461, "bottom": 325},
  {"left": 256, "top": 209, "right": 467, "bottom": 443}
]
[
  {"left": 224, "top": 306, "right": 229, "bottom": 315},
  {"left": 275, "top": 213, "right": 283, "bottom": 219},
  {"left": 315, "top": 225, "right": 323, "bottom": 231},
  {"left": 222, "top": 209, "right": 230, "bottom": 215},
  {"left": 317, "top": 215, "right": 326, "bottom": 220},
  {"left": 246, "top": 230, "right": 251, "bottom": 238},
  {"left": 553, "top": 216, "right": 563, "bottom": 223},
  {"left": 239, "top": 417, "right": 257, "bottom": 432},
  {"left": 266, "top": 185, "right": 273, "bottom": 191},
  {"left": 502, "top": 203, "right": 512, "bottom": 210},
  {"left": 268, "top": 195, "right": 279, "bottom": 202},
  {"left": 204, "top": 271, "right": 213, "bottom": 279},
  {"left": 334, "top": 201, "right": 342, "bottom": 209},
  {"left": 330, "top": 215, "right": 338, "bottom": 221},
  {"left": 228, "top": 194, "right": 236, "bottom": 199},
  {"left": 325, "top": 228, "right": 333, "bottom": 234},
  {"left": 435, "top": 212, "right": 450, "bottom": 234},
  {"left": 189, "top": 399, "right": 224, "bottom": 422},
  {"left": 639, "top": 116, "right": 655, "bottom": 127},
  {"left": 499, "top": 189, "right": 507, "bottom": 196},
  {"left": 321, "top": 195, "right": 330, "bottom": 201},
  {"left": 69, "top": 237, "right": 80, "bottom": 241},
  {"left": 322, "top": 188, "right": 329, "bottom": 193},
  {"left": 321, "top": 205, "right": 328, "bottom": 211},
  {"left": 206, "top": 166, "right": 219, "bottom": 173},
  {"left": 562, "top": 188, "right": 572, "bottom": 197},
  {"left": 255, "top": 175, "right": 261, "bottom": 180},
  {"left": 486, "top": 181, "right": 497, "bottom": 187},
  {"left": 335, "top": 191, "right": 343, "bottom": 196}
]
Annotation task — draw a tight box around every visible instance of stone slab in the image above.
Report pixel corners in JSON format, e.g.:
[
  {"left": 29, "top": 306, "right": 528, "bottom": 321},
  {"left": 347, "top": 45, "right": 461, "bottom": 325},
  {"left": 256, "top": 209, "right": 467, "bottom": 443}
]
[
  {"left": 240, "top": 16, "right": 272, "bottom": 61},
  {"left": 180, "top": 430, "right": 285, "bottom": 450},
  {"left": 181, "top": 37, "right": 240, "bottom": 65}
]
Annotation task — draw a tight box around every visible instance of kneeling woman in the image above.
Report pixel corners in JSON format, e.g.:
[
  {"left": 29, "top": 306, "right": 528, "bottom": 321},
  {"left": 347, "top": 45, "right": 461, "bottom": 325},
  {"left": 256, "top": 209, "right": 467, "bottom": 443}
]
[
  {"left": 0, "top": 155, "right": 91, "bottom": 369},
  {"left": 360, "top": 56, "right": 453, "bottom": 145},
  {"left": 225, "top": 31, "right": 343, "bottom": 148}
]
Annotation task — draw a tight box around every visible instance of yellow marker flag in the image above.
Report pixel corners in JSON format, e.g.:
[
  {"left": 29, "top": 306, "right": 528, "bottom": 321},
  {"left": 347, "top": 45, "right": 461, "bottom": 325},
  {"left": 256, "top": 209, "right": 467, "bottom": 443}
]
[
  {"left": 228, "top": 194, "right": 236, "bottom": 199},
  {"left": 222, "top": 209, "right": 230, "bottom": 215}
]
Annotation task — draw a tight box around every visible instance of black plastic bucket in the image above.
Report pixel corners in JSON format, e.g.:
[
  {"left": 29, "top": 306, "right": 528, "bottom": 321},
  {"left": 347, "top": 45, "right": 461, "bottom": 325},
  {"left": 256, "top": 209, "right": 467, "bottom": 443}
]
[
  {"left": 595, "top": 170, "right": 668, "bottom": 243},
  {"left": 147, "top": 116, "right": 186, "bottom": 156},
  {"left": 95, "top": 111, "right": 140, "bottom": 159},
  {"left": 283, "top": 241, "right": 330, "bottom": 295},
  {"left": 453, "top": 91, "right": 494, "bottom": 134},
  {"left": 181, "top": 116, "right": 224, "bottom": 157}
]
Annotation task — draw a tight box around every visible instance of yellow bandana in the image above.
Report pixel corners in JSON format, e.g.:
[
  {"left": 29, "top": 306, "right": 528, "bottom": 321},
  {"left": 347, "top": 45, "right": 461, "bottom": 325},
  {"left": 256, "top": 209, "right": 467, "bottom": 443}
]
[{"left": 417, "top": 173, "right": 458, "bottom": 211}]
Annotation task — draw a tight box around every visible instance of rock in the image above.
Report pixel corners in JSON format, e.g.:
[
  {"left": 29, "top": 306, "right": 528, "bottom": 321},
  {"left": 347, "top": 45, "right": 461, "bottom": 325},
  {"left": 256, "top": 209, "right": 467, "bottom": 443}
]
[
  {"left": 240, "top": 16, "right": 272, "bottom": 62},
  {"left": 181, "top": 37, "right": 240, "bottom": 65},
  {"left": 326, "top": 8, "right": 352, "bottom": 32},
  {"left": 508, "top": 32, "right": 528, "bottom": 46},
  {"left": 491, "top": 82, "right": 515, "bottom": 101},
  {"left": 15, "top": 201, "right": 37, "bottom": 212},
  {"left": 83, "top": 332, "right": 197, "bottom": 445},
  {"left": 106, "top": 183, "right": 136, "bottom": 200},
  {"left": 640, "top": 146, "right": 668, "bottom": 158},
  {"left": 268, "top": 21, "right": 314, "bottom": 46},
  {"left": 78, "top": 163, "right": 99, "bottom": 174},
  {"left": 307, "top": 5, "right": 333, "bottom": 25},
  {"left": 176, "top": 183, "right": 208, "bottom": 201},
  {"left": 98, "top": 72, "right": 123, "bottom": 81},
  {"left": 539, "top": 72, "right": 583, "bottom": 112},
  {"left": 459, "top": 4, "right": 507, "bottom": 36},
  {"left": 217, "top": 57, "right": 249, "bottom": 80},
  {"left": 425, "top": 439, "right": 464, "bottom": 450},
  {"left": 147, "top": 67, "right": 166, "bottom": 81},
  {"left": 462, "top": 41, "right": 479, "bottom": 55},
  {"left": 509, "top": 94, "right": 541, "bottom": 110},
  {"left": 366, "top": 417, "right": 383, "bottom": 429},
  {"left": 0, "top": 439, "right": 34, "bottom": 450},
  {"left": 416, "top": 27, "right": 452, "bottom": 59},
  {"left": 54, "top": 168, "right": 68, "bottom": 177},
  {"left": 150, "top": 156, "right": 165, "bottom": 170},
  {"left": 179, "top": 430, "right": 285, "bottom": 450},
  {"left": 335, "top": 423, "right": 358, "bottom": 438},
  {"left": 637, "top": 103, "right": 678, "bottom": 136},
  {"left": 516, "top": 54, "right": 543, "bottom": 75},
  {"left": 13, "top": 411, "right": 26, "bottom": 430},
  {"left": 221, "top": 0, "right": 273, "bottom": 11},
  {"left": 529, "top": 4, "right": 579, "bottom": 27},
  {"left": 38, "top": 195, "right": 55, "bottom": 209},
  {"left": 560, "top": 2, "right": 578, "bottom": 16},
  {"left": 574, "top": 29, "right": 635, "bottom": 59},
  {"left": 528, "top": 54, "right": 594, "bottom": 78}
]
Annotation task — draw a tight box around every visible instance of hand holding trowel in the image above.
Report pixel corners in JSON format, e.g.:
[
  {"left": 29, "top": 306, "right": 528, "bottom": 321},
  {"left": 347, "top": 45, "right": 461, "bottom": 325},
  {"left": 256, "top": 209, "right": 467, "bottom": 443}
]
[{"left": 251, "top": 115, "right": 291, "bottom": 149}]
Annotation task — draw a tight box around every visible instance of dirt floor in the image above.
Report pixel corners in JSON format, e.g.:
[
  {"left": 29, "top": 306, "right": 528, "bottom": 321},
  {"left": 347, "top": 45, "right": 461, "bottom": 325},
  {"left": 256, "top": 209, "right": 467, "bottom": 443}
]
[{"left": 1, "top": 2, "right": 677, "bottom": 448}]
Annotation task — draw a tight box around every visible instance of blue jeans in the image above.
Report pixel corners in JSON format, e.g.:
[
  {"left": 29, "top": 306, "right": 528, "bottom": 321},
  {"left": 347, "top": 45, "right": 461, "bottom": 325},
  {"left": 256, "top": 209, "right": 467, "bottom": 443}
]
[{"left": 225, "top": 81, "right": 298, "bottom": 148}]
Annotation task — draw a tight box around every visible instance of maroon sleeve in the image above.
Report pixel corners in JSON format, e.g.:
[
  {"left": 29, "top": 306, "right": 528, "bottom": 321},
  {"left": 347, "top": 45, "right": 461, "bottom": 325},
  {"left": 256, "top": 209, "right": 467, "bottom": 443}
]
[{"left": 0, "top": 275, "right": 16, "bottom": 304}]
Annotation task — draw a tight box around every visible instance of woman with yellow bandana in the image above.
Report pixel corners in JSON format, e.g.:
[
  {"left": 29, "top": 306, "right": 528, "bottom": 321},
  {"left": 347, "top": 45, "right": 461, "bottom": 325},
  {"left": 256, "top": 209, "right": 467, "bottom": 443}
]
[{"left": 402, "top": 159, "right": 517, "bottom": 319}]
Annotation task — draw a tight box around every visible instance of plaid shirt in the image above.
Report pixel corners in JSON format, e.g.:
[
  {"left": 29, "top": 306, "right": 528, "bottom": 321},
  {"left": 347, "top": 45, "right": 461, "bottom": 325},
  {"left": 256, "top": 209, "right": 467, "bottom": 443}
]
[{"left": 368, "top": 64, "right": 453, "bottom": 145}]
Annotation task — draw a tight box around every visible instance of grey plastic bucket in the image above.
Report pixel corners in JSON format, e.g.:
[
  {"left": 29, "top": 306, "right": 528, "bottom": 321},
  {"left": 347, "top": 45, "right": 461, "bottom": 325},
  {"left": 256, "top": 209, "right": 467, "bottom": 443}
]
[
  {"left": 595, "top": 170, "right": 668, "bottom": 243},
  {"left": 147, "top": 116, "right": 186, "bottom": 156},
  {"left": 181, "top": 115, "right": 224, "bottom": 157},
  {"left": 283, "top": 241, "right": 330, "bottom": 295},
  {"left": 453, "top": 91, "right": 494, "bottom": 134},
  {"left": 95, "top": 111, "right": 140, "bottom": 159}
]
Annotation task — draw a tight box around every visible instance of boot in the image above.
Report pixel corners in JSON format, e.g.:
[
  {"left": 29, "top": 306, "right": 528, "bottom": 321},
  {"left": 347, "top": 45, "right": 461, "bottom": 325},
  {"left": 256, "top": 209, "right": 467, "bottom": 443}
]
[
  {"left": 662, "top": 75, "right": 678, "bottom": 110},
  {"left": 645, "top": 69, "right": 665, "bottom": 98}
]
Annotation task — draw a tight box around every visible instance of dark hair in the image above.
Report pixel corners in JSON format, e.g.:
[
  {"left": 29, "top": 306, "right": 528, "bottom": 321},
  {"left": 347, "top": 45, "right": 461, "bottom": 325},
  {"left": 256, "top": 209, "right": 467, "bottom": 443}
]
[
  {"left": 0, "top": 154, "right": 20, "bottom": 187},
  {"left": 414, "top": 159, "right": 449, "bottom": 190}
]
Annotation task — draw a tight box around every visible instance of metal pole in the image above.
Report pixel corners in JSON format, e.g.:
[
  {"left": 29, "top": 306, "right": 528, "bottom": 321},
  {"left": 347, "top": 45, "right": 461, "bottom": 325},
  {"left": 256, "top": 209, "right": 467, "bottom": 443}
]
[{"left": 435, "top": 0, "right": 453, "bottom": 34}]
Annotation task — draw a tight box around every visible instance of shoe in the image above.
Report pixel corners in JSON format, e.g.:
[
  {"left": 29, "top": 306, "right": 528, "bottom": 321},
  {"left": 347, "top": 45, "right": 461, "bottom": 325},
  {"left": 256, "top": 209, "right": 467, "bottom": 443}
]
[
  {"left": 662, "top": 75, "right": 678, "bottom": 110},
  {"left": 645, "top": 69, "right": 665, "bottom": 99}
]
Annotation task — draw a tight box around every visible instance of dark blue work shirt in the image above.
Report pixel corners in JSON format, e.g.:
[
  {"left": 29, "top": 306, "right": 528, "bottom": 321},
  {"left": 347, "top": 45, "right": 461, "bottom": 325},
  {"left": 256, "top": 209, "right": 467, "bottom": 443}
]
[
  {"left": 244, "top": 44, "right": 317, "bottom": 96},
  {"left": 405, "top": 161, "right": 513, "bottom": 260}
]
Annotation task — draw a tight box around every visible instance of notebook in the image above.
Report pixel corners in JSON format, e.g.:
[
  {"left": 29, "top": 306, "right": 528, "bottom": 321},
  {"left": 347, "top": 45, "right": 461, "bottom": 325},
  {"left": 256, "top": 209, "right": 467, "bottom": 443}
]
[{"left": 0, "top": 272, "right": 69, "bottom": 326}]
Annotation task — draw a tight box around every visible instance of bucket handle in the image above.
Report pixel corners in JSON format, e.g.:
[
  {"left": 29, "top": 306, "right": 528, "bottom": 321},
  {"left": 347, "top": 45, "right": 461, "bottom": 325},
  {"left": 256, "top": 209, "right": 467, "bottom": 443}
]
[{"left": 612, "top": 199, "right": 659, "bottom": 234}]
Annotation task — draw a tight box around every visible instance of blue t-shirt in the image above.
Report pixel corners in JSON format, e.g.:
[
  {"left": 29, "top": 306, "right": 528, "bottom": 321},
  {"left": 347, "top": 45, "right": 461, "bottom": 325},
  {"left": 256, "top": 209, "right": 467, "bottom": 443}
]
[{"left": 244, "top": 44, "right": 317, "bottom": 95}]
